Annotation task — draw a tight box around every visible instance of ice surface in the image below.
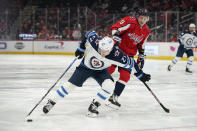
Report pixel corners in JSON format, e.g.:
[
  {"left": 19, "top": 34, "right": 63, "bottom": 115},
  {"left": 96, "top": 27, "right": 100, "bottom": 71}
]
[{"left": 0, "top": 54, "right": 197, "bottom": 131}]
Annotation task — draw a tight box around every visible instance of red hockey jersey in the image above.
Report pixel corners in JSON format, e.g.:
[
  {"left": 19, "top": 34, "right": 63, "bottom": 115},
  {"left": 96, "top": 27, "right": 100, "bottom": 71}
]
[{"left": 110, "top": 16, "right": 150, "bottom": 56}]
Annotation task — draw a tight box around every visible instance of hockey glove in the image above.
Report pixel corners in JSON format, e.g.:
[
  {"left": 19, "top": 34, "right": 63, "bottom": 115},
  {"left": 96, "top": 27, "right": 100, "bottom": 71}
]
[
  {"left": 137, "top": 54, "right": 146, "bottom": 69},
  {"left": 112, "top": 35, "right": 121, "bottom": 43},
  {"left": 112, "top": 35, "right": 121, "bottom": 48},
  {"left": 75, "top": 49, "right": 84, "bottom": 59},
  {"left": 134, "top": 70, "right": 151, "bottom": 83}
]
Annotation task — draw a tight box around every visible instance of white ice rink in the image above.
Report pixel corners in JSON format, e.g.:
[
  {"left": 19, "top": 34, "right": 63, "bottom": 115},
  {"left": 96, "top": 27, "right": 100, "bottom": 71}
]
[{"left": 0, "top": 54, "right": 197, "bottom": 131}]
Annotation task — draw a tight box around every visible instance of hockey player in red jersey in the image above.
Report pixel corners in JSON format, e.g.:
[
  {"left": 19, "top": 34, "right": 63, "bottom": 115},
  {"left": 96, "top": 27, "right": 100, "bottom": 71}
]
[{"left": 107, "top": 8, "right": 151, "bottom": 108}]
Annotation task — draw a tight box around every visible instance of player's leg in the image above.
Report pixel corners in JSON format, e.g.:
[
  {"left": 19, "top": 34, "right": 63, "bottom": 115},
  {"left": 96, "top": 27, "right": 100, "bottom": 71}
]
[
  {"left": 87, "top": 70, "right": 114, "bottom": 117},
  {"left": 107, "top": 64, "right": 117, "bottom": 74},
  {"left": 43, "top": 82, "right": 77, "bottom": 114},
  {"left": 108, "top": 67, "right": 131, "bottom": 108},
  {"left": 168, "top": 46, "right": 184, "bottom": 71},
  {"left": 185, "top": 49, "right": 194, "bottom": 73},
  {"left": 168, "top": 57, "right": 181, "bottom": 71},
  {"left": 43, "top": 65, "right": 91, "bottom": 114}
]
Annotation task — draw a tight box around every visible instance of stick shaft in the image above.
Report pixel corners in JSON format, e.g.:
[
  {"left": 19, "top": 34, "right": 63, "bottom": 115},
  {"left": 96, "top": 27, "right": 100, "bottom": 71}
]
[{"left": 143, "top": 82, "right": 170, "bottom": 113}]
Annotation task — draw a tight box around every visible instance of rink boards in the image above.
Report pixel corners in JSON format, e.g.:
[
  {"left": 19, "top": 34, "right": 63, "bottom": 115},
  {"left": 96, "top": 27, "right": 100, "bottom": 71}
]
[{"left": 0, "top": 40, "right": 197, "bottom": 60}]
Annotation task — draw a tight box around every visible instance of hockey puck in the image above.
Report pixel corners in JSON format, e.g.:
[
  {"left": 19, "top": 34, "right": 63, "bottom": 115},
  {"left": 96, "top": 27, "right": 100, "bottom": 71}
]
[{"left": 27, "top": 119, "right": 33, "bottom": 122}]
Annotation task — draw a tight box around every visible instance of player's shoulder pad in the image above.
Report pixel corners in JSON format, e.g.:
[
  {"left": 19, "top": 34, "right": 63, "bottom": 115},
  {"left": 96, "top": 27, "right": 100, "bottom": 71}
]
[
  {"left": 128, "top": 16, "right": 136, "bottom": 20},
  {"left": 120, "top": 16, "right": 137, "bottom": 25},
  {"left": 193, "top": 31, "right": 197, "bottom": 37},
  {"left": 183, "top": 29, "right": 190, "bottom": 34},
  {"left": 85, "top": 30, "right": 97, "bottom": 38},
  {"left": 128, "top": 16, "right": 138, "bottom": 24},
  {"left": 179, "top": 30, "right": 189, "bottom": 37}
]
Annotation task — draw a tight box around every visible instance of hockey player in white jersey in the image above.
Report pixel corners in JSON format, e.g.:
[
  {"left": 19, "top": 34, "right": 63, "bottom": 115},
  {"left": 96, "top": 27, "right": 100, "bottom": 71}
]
[
  {"left": 42, "top": 30, "right": 151, "bottom": 117},
  {"left": 168, "top": 23, "right": 197, "bottom": 73}
]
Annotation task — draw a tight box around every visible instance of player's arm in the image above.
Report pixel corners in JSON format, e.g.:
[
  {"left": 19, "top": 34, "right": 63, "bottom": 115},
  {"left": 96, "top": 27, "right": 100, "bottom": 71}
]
[
  {"left": 178, "top": 32, "right": 185, "bottom": 46},
  {"left": 111, "top": 16, "right": 133, "bottom": 44},
  {"left": 75, "top": 31, "right": 94, "bottom": 59},
  {"left": 133, "top": 43, "right": 151, "bottom": 83},
  {"left": 111, "top": 16, "right": 132, "bottom": 34},
  {"left": 194, "top": 32, "right": 197, "bottom": 48},
  {"left": 178, "top": 30, "right": 191, "bottom": 48},
  {"left": 106, "top": 47, "right": 151, "bottom": 82},
  {"left": 133, "top": 61, "right": 151, "bottom": 82},
  {"left": 106, "top": 47, "right": 134, "bottom": 69},
  {"left": 136, "top": 36, "right": 148, "bottom": 69}
]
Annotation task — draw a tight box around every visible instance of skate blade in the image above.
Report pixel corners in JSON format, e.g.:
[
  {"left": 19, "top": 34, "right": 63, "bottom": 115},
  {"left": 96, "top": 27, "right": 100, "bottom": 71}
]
[
  {"left": 105, "top": 103, "right": 120, "bottom": 110},
  {"left": 86, "top": 111, "right": 98, "bottom": 118},
  {"left": 167, "top": 68, "right": 171, "bottom": 71},
  {"left": 185, "top": 72, "right": 193, "bottom": 75}
]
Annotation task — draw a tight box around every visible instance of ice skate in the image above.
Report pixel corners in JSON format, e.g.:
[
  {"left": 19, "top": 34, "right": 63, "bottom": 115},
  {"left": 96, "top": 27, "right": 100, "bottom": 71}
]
[
  {"left": 167, "top": 65, "right": 172, "bottom": 71},
  {"left": 185, "top": 67, "right": 192, "bottom": 74},
  {"left": 106, "top": 93, "right": 121, "bottom": 109},
  {"left": 86, "top": 99, "right": 101, "bottom": 117},
  {"left": 43, "top": 99, "right": 56, "bottom": 114}
]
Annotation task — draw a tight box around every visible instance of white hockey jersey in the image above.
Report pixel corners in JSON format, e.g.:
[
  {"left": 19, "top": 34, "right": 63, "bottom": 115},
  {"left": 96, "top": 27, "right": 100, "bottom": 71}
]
[
  {"left": 178, "top": 30, "right": 197, "bottom": 49},
  {"left": 77, "top": 31, "right": 134, "bottom": 70}
]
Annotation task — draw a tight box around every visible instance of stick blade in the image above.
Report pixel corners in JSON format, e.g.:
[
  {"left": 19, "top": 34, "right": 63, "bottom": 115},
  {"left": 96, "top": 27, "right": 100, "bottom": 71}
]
[{"left": 160, "top": 103, "right": 170, "bottom": 113}]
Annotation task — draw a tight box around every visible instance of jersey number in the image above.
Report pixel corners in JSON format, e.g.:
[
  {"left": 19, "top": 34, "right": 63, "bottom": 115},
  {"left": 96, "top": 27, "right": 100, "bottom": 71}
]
[
  {"left": 120, "top": 20, "right": 125, "bottom": 24},
  {"left": 89, "top": 35, "right": 96, "bottom": 43}
]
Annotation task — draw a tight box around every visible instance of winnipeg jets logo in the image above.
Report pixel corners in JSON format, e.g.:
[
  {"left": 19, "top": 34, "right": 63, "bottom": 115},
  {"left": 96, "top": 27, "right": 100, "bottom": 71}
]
[
  {"left": 186, "top": 38, "right": 193, "bottom": 46},
  {"left": 182, "top": 33, "right": 197, "bottom": 48},
  {"left": 90, "top": 56, "right": 104, "bottom": 69}
]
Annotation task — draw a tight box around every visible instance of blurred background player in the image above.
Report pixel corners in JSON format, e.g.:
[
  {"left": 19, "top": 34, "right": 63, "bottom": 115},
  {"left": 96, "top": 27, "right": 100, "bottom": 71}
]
[
  {"left": 42, "top": 30, "right": 151, "bottom": 117},
  {"left": 168, "top": 23, "right": 197, "bottom": 74},
  {"left": 107, "top": 8, "right": 150, "bottom": 108}
]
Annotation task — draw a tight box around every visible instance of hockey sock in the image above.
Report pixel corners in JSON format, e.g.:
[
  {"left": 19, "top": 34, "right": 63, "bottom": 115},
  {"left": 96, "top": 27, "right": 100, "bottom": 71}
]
[
  {"left": 186, "top": 56, "right": 193, "bottom": 69},
  {"left": 171, "top": 57, "right": 181, "bottom": 67},
  {"left": 56, "top": 85, "right": 69, "bottom": 98},
  {"left": 114, "top": 81, "right": 125, "bottom": 96},
  {"left": 95, "top": 79, "right": 114, "bottom": 104},
  {"left": 50, "top": 82, "right": 77, "bottom": 102}
]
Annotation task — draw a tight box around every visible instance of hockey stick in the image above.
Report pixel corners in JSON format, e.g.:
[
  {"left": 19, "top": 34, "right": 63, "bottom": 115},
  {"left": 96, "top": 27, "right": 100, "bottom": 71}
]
[
  {"left": 143, "top": 82, "right": 170, "bottom": 113},
  {"left": 27, "top": 57, "right": 78, "bottom": 117}
]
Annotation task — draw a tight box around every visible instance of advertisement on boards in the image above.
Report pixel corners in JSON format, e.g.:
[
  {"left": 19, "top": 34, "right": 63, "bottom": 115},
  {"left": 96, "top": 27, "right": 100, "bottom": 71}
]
[
  {"left": 0, "top": 42, "right": 7, "bottom": 49},
  {"left": 0, "top": 41, "right": 33, "bottom": 53},
  {"left": 34, "top": 41, "right": 78, "bottom": 53},
  {"left": 145, "top": 45, "right": 159, "bottom": 56}
]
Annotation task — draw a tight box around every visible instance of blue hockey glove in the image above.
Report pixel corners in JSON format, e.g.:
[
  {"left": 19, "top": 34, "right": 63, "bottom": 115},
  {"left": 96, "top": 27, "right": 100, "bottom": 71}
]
[
  {"left": 75, "top": 49, "right": 84, "bottom": 59},
  {"left": 134, "top": 70, "right": 151, "bottom": 82}
]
